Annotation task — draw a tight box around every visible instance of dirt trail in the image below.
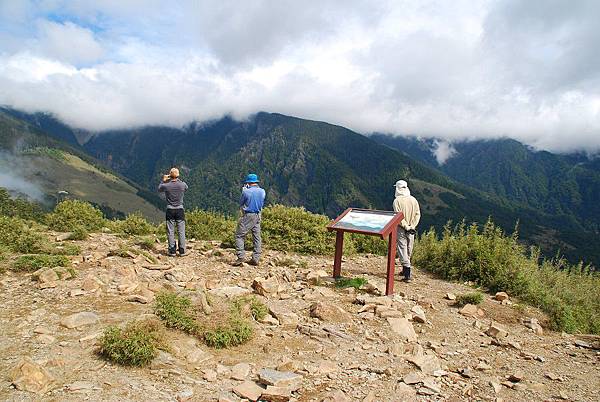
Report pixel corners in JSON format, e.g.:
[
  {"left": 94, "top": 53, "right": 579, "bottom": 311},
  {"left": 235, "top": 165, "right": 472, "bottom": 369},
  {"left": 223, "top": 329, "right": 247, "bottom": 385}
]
[{"left": 1, "top": 233, "right": 599, "bottom": 401}]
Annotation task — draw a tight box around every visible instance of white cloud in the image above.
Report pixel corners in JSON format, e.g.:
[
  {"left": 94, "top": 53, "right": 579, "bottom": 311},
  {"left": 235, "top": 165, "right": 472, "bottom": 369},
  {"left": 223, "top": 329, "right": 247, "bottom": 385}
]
[
  {"left": 431, "top": 140, "right": 457, "bottom": 165},
  {"left": 0, "top": 0, "right": 599, "bottom": 154}
]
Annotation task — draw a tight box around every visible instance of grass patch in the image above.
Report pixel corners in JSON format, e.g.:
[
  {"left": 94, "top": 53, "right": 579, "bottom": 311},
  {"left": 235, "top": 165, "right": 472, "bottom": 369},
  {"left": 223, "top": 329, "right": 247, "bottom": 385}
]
[
  {"left": 13, "top": 254, "right": 70, "bottom": 272},
  {"left": 154, "top": 292, "right": 200, "bottom": 334},
  {"left": 335, "top": 277, "right": 368, "bottom": 289},
  {"left": 203, "top": 319, "right": 253, "bottom": 349},
  {"left": 136, "top": 236, "right": 156, "bottom": 251},
  {"left": 98, "top": 320, "right": 166, "bottom": 367},
  {"left": 414, "top": 220, "right": 600, "bottom": 334},
  {"left": 455, "top": 292, "right": 484, "bottom": 307}
]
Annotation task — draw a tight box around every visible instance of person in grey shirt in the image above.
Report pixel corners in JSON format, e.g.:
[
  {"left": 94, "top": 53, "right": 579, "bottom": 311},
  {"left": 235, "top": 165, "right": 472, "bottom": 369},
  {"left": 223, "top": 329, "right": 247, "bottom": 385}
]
[{"left": 158, "top": 168, "right": 188, "bottom": 256}]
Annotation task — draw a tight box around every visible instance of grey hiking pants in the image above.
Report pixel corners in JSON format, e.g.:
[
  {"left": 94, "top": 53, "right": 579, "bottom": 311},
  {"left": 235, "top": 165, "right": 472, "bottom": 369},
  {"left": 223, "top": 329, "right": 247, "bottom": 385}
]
[
  {"left": 235, "top": 212, "right": 262, "bottom": 261},
  {"left": 396, "top": 227, "right": 415, "bottom": 278},
  {"left": 166, "top": 208, "right": 185, "bottom": 252}
]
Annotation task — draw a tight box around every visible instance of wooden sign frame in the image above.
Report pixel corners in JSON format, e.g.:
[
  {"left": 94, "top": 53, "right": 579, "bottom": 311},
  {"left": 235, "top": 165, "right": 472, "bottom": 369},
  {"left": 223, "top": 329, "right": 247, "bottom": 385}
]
[{"left": 326, "top": 208, "right": 404, "bottom": 295}]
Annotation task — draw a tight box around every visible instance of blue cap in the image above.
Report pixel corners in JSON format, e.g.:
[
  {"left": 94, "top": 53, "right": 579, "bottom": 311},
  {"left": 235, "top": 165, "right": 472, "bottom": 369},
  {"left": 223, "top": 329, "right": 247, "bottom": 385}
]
[{"left": 245, "top": 173, "right": 259, "bottom": 183}]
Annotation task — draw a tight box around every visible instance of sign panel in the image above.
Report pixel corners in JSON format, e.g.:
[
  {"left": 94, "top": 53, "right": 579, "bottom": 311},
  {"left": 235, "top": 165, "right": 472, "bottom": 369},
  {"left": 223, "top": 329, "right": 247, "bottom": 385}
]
[{"left": 331, "top": 209, "right": 396, "bottom": 234}]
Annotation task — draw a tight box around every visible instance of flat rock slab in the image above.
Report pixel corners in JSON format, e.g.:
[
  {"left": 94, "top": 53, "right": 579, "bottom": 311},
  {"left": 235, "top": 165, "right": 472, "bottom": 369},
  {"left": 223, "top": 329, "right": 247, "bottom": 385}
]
[
  {"left": 233, "top": 381, "right": 264, "bottom": 401},
  {"left": 258, "top": 368, "right": 302, "bottom": 390},
  {"left": 60, "top": 312, "right": 99, "bottom": 329},
  {"left": 10, "top": 357, "right": 56, "bottom": 394},
  {"left": 261, "top": 385, "right": 292, "bottom": 402},
  {"left": 387, "top": 317, "right": 418, "bottom": 342},
  {"left": 406, "top": 354, "right": 442, "bottom": 375}
]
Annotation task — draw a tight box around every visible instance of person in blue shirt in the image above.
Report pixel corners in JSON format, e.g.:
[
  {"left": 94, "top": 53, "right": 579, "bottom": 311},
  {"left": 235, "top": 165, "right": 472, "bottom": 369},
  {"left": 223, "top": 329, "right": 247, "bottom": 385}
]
[{"left": 233, "top": 173, "right": 266, "bottom": 266}]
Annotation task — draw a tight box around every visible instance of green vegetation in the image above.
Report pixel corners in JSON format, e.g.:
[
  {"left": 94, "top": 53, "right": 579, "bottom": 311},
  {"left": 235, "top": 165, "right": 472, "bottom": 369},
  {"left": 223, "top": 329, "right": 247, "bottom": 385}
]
[
  {"left": 0, "top": 188, "right": 45, "bottom": 221},
  {"left": 22, "top": 146, "right": 65, "bottom": 161},
  {"left": 47, "top": 200, "right": 105, "bottom": 232},
  {"left": 154, "top": 292, "right": 200, "bottom": 334},
  {"left": 455, "top": 292, "right": 484, "bottom": 307},
  {"left": 234, "top": 296, "right": 268, "bottom": 321},
  {"left": 67, "top": 225, "right": 89, "bottom": 240},
  {"left": 110, "top": 213, "right": 155, "bottom": 236},
  {"left": 98, "top": 320, "right": 166, "bottom": 367},
  {"left": 13, "top": 254, "right": 70, "bottom": 272},
  {"left": 335, "top": 277, "right": 368, "bottom": 289},
  {"left": 135, "top": 236, "right": 156, "bottom": 251},
  {"left": 185, "top": 209, "right": 235, "bottom": 242},
  {"left": 414, "top": 220, "right": 600, "bottom": 334},
  {"left": 153, "top": 291, "right": 255, "bottom": 348}
]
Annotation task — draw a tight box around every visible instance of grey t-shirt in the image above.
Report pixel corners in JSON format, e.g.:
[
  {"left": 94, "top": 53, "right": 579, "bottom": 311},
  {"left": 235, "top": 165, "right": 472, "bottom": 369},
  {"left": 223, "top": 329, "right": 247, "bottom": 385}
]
[{"left": 158, "top": 179, "right": 188, "bottom": 209}]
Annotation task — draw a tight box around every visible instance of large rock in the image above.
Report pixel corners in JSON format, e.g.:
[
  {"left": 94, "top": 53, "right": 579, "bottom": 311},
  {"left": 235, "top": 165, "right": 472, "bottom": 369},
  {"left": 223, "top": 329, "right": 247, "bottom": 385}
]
[
  {"left": 411, "top": 305, "right": 427, "bottom": 323},
  {"left": 306, "top": 270, "right": 329, "bottom": 285},
  {"left": 60, "top": 312, "right": 99, "bottom": 329},
  {"left": 269, "top": 305, "right": 299, "bottom": 329},
  {"left": 10, "top": 357, "right": 56, "bottom": 394},
  {"left": 171, "top": 338, "right": 212, "bottom": 364},
  {"left": 395, "top": 383, "right": 417, "bottom": 399},
  {"left": 523, "top": 317, "right": 543, "bottom": 335},
  {"left": 495, "top": 292, "right": 509, "bottom": 301},
  {"left": 406, "top": 354, "right": 442, "bottom": 375},
  {"left": 33, "top": 268, "right": 59, "bottom": 284},
  {"left": 258, "top": 368, "right": 302, "bottom": 390},
  {"left": 387, "top": 317, "right": 418, "bottom": 342},
  {"left": 231, "top": 362, "right": 251, "bottom": 380},
  {"left": 164, "top": 267, "right": 194, "bottom": 283},
  {"left": 459, "top": 303, "right": 484, "bottom": 318},
  {"left": 486, "top": 322, "right": 509, "bottom": 339},
  {"left": 261, "top": 386, "right": 291, "bottom": 402},
  {"left": 233, "top": 381, "right": 264, "bottom": 401},
  {"left": 309, "top": 302, "right": 351, "bottom": 323},
  {"left": 253, "top": 276, "right": 280, "bottom": 297}
]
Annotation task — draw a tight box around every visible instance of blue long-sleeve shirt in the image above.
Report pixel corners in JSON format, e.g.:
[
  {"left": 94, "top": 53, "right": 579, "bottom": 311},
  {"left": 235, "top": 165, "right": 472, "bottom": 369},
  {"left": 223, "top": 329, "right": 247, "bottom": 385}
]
[{"left": 240, "top": 185, "right": 265, "bottom": 213}]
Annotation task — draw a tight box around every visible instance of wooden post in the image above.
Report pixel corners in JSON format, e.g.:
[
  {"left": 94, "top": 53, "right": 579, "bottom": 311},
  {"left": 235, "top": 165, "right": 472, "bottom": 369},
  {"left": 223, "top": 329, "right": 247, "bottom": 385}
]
[
  {"left": 333, "top": 230, "right": 344, "bottom": 278},
  {"left": 386, "top": 227, "right": 397, "bottom": 295}
]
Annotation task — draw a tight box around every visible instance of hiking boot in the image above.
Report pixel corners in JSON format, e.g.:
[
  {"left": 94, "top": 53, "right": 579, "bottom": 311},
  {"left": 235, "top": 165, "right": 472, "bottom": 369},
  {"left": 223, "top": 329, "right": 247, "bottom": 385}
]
[
  {"left": 248, "top": 259, "right": 260, "bottom": 266},
  {"left": 168, "top": 247, "right": 177, "bottom": 257},
  {"left": 231, "top": 258, "right": 245, "bottom": 266},
  {"left": 402, "top": 277, "right": 412, "bottom": 283},
  {"left": 178, "top": 248, "right": 186, "bottom": 256}
]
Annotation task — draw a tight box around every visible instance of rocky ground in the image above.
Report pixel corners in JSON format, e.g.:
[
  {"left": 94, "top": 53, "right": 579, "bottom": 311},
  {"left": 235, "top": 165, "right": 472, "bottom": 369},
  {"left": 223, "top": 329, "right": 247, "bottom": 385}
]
[{"left": 1, "top": 232, "right": 599, "bottom": 402}]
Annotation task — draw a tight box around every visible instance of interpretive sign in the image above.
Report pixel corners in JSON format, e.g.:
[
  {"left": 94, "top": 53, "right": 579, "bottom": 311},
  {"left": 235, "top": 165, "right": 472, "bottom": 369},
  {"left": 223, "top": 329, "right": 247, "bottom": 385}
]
[{"left": 327, "top": 208, "right": 404, "bottom": 295}]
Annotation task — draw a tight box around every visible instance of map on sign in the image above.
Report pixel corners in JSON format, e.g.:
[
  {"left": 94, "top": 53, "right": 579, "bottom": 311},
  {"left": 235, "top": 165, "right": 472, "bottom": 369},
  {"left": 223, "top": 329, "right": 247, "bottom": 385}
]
[{"left": 332, "top": 209, "right": 397, "bottom": 234}]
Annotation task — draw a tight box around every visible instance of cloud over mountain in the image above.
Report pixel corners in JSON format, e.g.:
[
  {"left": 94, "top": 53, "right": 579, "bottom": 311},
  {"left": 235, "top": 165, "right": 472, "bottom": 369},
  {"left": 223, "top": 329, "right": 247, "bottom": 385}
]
[{"left": 0, "top": 0, "right": 599, "bottom": 153}]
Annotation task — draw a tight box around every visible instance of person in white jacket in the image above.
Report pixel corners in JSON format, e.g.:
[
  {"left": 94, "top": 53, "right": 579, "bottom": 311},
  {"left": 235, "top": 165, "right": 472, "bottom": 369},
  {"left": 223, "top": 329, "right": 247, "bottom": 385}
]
[{"left": 393, "top": 180, "right": 421, "bottom": 282}]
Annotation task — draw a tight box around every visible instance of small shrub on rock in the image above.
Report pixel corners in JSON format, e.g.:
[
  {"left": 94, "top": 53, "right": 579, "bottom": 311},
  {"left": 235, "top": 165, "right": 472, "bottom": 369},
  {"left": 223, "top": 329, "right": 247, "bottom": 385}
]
[
  {"left": 335, "top": 277, "right": 368, "bottom": 289},
  {"left": 98, "top": 320, "right": 166, "bottom": 367},
  {"left": 47, "top": 200, "right": 105, "bottom": 232},
  {"left": 67, "top": 226, "right": 89, "bottom": 241},
  {"left": 203, "top": 319, "right": 253, "bottom": 349}
]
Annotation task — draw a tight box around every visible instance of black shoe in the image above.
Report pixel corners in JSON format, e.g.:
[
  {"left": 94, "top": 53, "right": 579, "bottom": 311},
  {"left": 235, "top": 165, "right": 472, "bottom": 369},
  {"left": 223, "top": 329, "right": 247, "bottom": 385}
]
[
  {"left": 402, "top": 277, "right": 412, "bottom": 283},
  {"left": 168, "top": 247, "right": 177, "bottom": 257},
  {"left": 248, "top": 259, "right": 259, "bottom": 266},
  {"left": 232, "top": 258, "right": 245, "bottom": 266},
  {"left": 178, "top": 249, "right": 186, "bottom": 256}
]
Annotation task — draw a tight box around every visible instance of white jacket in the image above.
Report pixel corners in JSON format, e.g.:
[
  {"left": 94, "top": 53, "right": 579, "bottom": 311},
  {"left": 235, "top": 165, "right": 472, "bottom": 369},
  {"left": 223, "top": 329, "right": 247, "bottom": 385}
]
[{"left": 393, "top": 186, "right": 421, "bottom": 230}]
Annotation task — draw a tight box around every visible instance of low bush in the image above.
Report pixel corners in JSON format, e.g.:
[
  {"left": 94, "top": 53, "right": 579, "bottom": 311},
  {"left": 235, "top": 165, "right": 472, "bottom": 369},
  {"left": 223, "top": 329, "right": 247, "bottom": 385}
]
[
  {"left": 261, "top": 205, "right": 339, "bottom": 254},
  {"left": 154, "top": 292, "right": 200, "bottom": 334},
  {"left": 414, "top": 220, "right": 600, "bottom": 334},
  {"left": 186, "top": 209, "right": 235, "bottom": 242},
  {"left": 98, "top": 320, "right": 166, "bottom": 367},
  {"left": 51, "top": 243, "right": 81, "bottom": 256},
  {"left": 13, "top": 254, "right": 70, "bottom": 272},
  {"left": 203, "top": 319, "right": 253, "bottom": 349},
  {"left": 67, "top": 226, "right": 89, "bottom": 241},
  {"left": 47, "top": 200, "right": 105, "bottom": 232},
  {"left": 136, "top": 236, "right": 156, "bottom": 251},
  {"left": 110, "top": 213, "right": 155, "bottom": 236},
  {"left": 0, "top": 188, "right": 46, "bottom": 222},
  {"left": 455, "top": 292, "right": 484, "bottom": 307}
]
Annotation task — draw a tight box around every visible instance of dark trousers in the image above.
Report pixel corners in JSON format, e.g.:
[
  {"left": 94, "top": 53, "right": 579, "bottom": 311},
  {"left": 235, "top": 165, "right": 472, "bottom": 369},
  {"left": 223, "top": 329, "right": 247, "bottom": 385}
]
[{"left": 166, "top": 208, "right": 185, "bottom": 252}]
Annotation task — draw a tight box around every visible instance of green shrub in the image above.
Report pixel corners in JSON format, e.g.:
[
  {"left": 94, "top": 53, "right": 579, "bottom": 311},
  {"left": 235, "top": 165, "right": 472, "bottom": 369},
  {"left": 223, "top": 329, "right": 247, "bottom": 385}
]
[
  {"left": 186, "top": 209, "right": 235, "bottom": 242},
  {"left": 13, "top": 254, "right": 70, "bottom": 272},
  {"left": 335, "top": 277, "right": 368, "bottom": 289},
  {"left": 154, "top": 292, "right": 200, "bottom": 334},
  {"left": 351, "top": 233, "right": 388, "bottom": 255},
  {"left": 203, "top": 319, "right": 253, "bottom": 349},
  {"left": 234, "top": 296, "right": 268, "bottom": 321},
  {"left": 98, "top": 320, "right": 166, "bottom": 367},
  {"left": 261, "top": 205, "right": 340, "bottom": 254},
  {"left": 0, "top": 216, "right": 47, "bottom": 253},
  {"left": 414, "top": 219, "right": 600, "bottom": 334},
  {"left": 67, "top": 225, "right": 89, "bottom": 240},
  {"left": 0, "top": 188, "right": 46, "bottom": 222},
  {"left": 136, "top": 236, "right": 156, "bottom": 251},
  {"left": 455, "top": 292, "right": 484, "bottom": 307},
  {"left": 111, "top": 213, "right": 155, "bottom": 236},
  {"left": 51, "top": 243, "right": 81, "bottom": 256},
  {"left": 47, "top": 200, "right": 105, "bottom": 232}
]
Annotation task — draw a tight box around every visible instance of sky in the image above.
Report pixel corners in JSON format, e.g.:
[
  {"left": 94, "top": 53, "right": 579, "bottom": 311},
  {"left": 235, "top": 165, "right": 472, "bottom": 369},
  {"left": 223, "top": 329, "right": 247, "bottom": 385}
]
[{"left": 0, "top": 0, "right": 599, "bottom": 154}]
